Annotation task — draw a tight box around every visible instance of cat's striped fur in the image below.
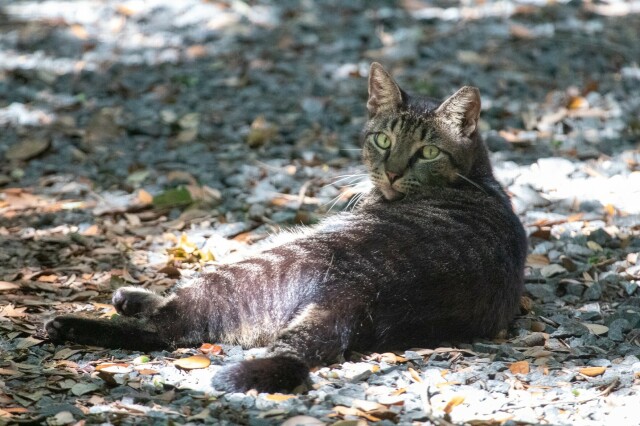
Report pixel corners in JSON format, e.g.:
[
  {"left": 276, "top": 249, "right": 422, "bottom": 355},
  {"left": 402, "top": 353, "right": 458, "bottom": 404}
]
[{"left": 46, "top": 63, "right": 527, "bottom": 393}]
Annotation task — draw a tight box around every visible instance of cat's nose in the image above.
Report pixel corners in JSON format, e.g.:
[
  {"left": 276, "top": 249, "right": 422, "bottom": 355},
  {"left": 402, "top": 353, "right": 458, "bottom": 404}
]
[{"left": 386, "top": 171, "right": 402, "bottom": 184}]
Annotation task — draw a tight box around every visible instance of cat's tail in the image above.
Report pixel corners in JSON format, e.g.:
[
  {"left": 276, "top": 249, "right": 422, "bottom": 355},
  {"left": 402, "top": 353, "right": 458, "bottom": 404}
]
[{"left": 212, "top": 355, "right": 309, "bottom": 393}]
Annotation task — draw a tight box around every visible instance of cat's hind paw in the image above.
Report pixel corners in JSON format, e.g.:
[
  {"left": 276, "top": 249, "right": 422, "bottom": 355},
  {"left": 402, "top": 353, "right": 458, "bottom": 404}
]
[
  {"left": 113, "top": 287, "right": 164, "bottom": 317},
  {"left": 212, "top": 356, "right": 309, "bottom": 393}
]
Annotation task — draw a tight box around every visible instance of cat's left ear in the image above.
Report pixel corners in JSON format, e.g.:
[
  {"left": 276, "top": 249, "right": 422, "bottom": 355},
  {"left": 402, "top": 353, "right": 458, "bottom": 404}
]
[
  {"left": 435, "top": 86, "right": 481, "bottom": 137},
  {"left": 367, "top": 62, "right": 403, "bottom": 117}
]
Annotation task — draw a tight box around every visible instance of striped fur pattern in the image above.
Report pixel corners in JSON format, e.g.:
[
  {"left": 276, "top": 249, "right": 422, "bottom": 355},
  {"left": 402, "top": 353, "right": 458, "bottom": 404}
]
[{"left": 46, "top": 63, "right": 527, "bottom": 393}]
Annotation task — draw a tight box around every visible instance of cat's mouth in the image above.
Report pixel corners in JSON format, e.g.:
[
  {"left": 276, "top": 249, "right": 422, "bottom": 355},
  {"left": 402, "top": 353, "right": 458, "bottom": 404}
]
[{"left": 380, "top": 186, "right": 405, "bottom": 201}]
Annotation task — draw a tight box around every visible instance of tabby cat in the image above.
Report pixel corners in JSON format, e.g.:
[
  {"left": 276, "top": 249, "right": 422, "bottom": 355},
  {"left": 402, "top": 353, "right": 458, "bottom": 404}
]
[{"left": 46, "top": 63, "right": 527, "bottom": 393}]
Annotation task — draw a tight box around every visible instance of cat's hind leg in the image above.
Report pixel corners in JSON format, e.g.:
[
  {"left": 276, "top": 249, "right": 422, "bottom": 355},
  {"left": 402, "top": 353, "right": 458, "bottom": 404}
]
[{"left": 213, "top": 302, "right": 366, "bottom": 393}]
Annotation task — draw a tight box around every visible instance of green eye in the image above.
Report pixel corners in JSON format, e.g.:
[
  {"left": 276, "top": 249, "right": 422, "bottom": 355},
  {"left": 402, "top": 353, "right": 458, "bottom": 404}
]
[
  {"left": 371, "top": 133, "right": 391, "bottom": 150},
  {"left": 421, "top": 145, "right": 440, "bottom": 160}
]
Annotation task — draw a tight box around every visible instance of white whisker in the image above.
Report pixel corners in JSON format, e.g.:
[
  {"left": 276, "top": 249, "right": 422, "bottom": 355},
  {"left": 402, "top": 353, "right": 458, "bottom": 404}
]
[{"left": 456, "top": 173, "right": 488, "bottom": 195}]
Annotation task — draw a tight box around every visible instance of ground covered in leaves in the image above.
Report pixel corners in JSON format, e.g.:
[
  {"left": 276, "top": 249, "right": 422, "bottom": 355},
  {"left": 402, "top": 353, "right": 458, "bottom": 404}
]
[{"left": 1, "top": 0, "right": 640, "bottom": 425}]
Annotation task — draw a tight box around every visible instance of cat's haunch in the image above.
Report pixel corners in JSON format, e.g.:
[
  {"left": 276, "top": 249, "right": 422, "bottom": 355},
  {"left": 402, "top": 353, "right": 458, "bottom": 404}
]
[{"left": 46, "top": 63, "right": 527, "bottom": 393}]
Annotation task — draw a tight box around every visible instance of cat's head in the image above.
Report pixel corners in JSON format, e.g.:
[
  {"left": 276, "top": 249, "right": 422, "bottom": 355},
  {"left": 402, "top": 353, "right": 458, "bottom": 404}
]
[{"left": 362, "top": 62, "right": 493, "bottom": 201}]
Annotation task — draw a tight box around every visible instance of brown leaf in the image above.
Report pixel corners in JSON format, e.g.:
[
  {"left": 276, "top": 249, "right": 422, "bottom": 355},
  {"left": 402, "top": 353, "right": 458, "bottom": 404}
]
[
  {"left": 136, "top": 368, "right": 159, "bottom": 376},
  {"left": 0, "top": 368, "right": 21, "bottom": 376},
  {"left": 53, "top": 348, "right": 84, "bottom": 360},
  {"left": 408, "top": 367, "right": 422, "bottom": 383},
  {"left": 443, "top": 395, "right": 465, "bottom": 414},
  {"left": 95, "top": 363, "right": 131, "bottom": 374},
  {"left": 526, "top": 254, "right": 550, "bottom": 268},
  {"left": 70, "top": 24, "right": 89, "bottom": 40},
  {"left": 0, "top": 281, "right": 19, "bottom": 292},
  {"left": 158, "top": 266, "right": 181, "bottom": 279},
  {"left": 174, "top": 355, "right": 210, "bottom": 370},
  {"left": 579, "top": 366, "right": 606, "bottom": 377},
  {"left": 199, "top": 343, "right": 223, "bottom": 355},
  {"left": 5, "top": 138, "right": 50, "bottom": 161},
  {"left": 567, "top": 96, "right": 589, "bottom": 110},
  {"left": 584, "top": 323, "right": 609, "bottom": 335},
  {"left": 333, "top": 406, "right": 381, "bottom": 422},
  {"left": 37, "top": 274, "right": 58, "bottom": 283},
  {"left": 509, "top": 360, "right": 530, "bottom": 375},
  {"left": 137, "top": 189, "right": 153, "bottom": 205},
  {"left": 247, "top": 116, "right": 278, "bottom": 148},
  {"left": 0, "top": 304, "right": 27, "bottom": 318}
]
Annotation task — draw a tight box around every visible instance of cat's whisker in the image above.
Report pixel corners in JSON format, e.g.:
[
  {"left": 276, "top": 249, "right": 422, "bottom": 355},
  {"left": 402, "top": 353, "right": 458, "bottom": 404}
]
[
  {"left": 455, "top": 173, "right": 488, "bottom": 195},
  {"left": 322, "top": 174, "right": 368, "bottom": 188},
  {"left": 323, "top": 193, "right": 345, "bottom": 213},
  {"left": 345, "top": 193, "right": 360, "bottom": 211},
  {"left": 349, "top": 192, "right": 366, "bottom": 212}
]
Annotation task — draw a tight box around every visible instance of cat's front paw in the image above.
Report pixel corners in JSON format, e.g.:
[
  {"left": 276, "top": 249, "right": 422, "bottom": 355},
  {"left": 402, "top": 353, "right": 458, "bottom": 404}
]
[
  {"left": 46, "top": 316, "right": 78, "bottom": 343},
  {"left": 212, "top": 356, "right": 309, "bottom": 393},
  {"left": 113, "top": 287, "right": 164, "bottom": 317}
]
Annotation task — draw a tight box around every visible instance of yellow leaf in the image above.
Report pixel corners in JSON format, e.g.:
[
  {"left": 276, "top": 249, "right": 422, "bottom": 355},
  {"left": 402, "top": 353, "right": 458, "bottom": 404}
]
[
  {"left": 70, "top": 24, "right": 89, "bottom": 40},
  {"left": 137, "top": 189, "right": 153, "bottom": 205},
  {"left": 443, "top": 395, "right": 465, "bottom": 414},
  {"left": 37, "top": 274, "right": 58, "bottom": 283},
  {"left": 174, "top": 355, "right": 211, "bottom": 370},
  {"left": 265, "top": 393, "right": 296, "bottom": 402},
  {"left": 567, "top": 96, "right": 589, "bottom": 110},
  {"left": 408, "top": 367, "right": 422, "bottom": 383},
  {"left": 509, "top": 360, "right": 531, "bottom": 375},
  {"left": 586, "top": 241, "right": 603, "bottom": 252},
  {"left": 578, "top": 366, "right": 606, "bottom": 377}
]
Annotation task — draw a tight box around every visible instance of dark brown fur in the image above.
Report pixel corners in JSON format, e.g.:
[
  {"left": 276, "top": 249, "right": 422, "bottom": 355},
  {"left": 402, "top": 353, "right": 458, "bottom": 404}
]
[{"left": 46, "top": 63, "right": 527, "bottom": 393}]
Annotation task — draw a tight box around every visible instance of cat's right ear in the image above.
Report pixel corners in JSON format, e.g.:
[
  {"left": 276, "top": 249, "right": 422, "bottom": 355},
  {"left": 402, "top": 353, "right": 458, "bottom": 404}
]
[{"left": 367, "top": 63, "right": 402, "bottom": 117}]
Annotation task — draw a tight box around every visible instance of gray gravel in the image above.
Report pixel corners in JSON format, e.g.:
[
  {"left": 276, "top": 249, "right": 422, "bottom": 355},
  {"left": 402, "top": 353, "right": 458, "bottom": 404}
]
[{"left": 1, "top": 0, "right": 639, "bottom": 425}]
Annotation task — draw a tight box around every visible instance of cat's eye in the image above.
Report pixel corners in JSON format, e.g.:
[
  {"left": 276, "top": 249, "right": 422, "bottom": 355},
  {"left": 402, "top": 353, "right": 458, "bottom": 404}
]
[
  {"left": 370, "top": 133, "right": 391, "bottom": 150},
  {"left": 420, "top": 145, "right": 440, "bottom": 160}
]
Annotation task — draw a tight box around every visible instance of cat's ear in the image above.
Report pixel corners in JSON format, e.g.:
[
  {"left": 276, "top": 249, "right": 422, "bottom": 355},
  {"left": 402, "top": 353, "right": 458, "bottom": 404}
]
[
  {"left": 367, "top": 62, "right": 403, "bottom": 117},
  {"left": 435, "top": 86, "right": 481, "bottom": 137}
]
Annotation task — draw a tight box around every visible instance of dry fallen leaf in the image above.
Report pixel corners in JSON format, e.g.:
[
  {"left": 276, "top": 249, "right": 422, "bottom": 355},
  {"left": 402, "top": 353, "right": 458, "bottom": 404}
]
[
  {"left": 408, "top": 367, "right": 422, "bottom": 383},
  {"left": 199, "top": 343, "right": 223, "bottom": 355},
  {"left": 509, "top": 360, "right": 531, "bottom": 375},
  {"left": 95, "top": 363, "right": 132, "bottom": 374},
  {"left": 584, "top": 323, "right": 609, "bottom": 335},
  {"left": 579, "top": 366, "right": 607, "bottom": 377},
  {"left": 37, "top": 274, "right": 58, "bottom": 283},
  {"left": 265, "top": 393, "right": 296, "bottom": 402},
  {"left": 281, "top": 415, "right": 325, "bottom": 426},
  {"left": 136, "top": 368, "right": 159, "bottom": 376},
  {"left": 174, "top": 355, "right": 211, "bottom": 370},
  {"left": 5, "top": 138, "right": 50, "bottom": 161},
  {"left": 0, "top": 305, "right": 27, "bottom": 318},
  {"left": 0, "top": 282, "right": 19, "bottom": 291},
  {"left": 333, "top": 406, "right": 380, "bottom": 422},
  {"left": 443, "top": 395, "right": 465, "bottom": 414},
  {"left": 526, "top": 254, "right": 550, "bottom": 268}
]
